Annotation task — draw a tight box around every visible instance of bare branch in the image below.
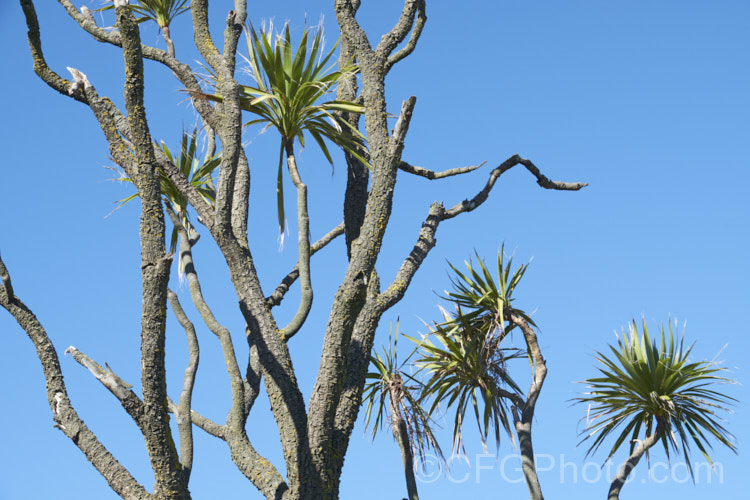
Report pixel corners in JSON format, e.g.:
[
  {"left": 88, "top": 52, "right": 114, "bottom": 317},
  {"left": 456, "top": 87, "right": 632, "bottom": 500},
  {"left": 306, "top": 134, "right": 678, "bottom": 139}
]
[
  {"left": 167, "top": 289, "right": 200, "bottom": 475},
  {"left": 56, "top": 0, "right": 218, "bottom": 129},
  {"left": 334, "top": 0, "right": 373, "bottom": 56},
  {"left": 168, "top": 399, "right": 227, "bottom": 441},
  {"left": 0, "top": 257, "right": 149, "bottom": 499},
  {"left": 277, "top": 143, "right": 314, "bottom": 341},
  {"left": 378, "top": 202, "right": 443, "bottom": 312},
  {"left": 398, "top": 160, "right": 485, "bottom": 180},
  {"left": 375, "top": 0, "right": 423, "bottom": 61},
  {"left": 116, "top": 7, "right": 184, "bottom": 495},
  {"left": 390, "top": 96, "right": 417, "bottom": 158},
  {"left": 165, "top": 205, "right": 245, "bottom": 416},
  {"left": 222, "top": 5, "right": 246, "bottom": 75},
  {"left": 507, "top": 310, "right": 547, "bottom": 500},
  {"left": 21, "top": 0, "right": 89, "bottom": 103},
  {"left": 266, "top": 222, "right": 345, "bottom": 309},
  {"left": 384, "top": 0, "right": 426, "bottom": 73},
  {"left": 444, "top": 154, "right": 588, "bottom": 219},
  {"left": 64, "top": 346, "right": 147, "bottom": 425},
  {"left": 190, "top": 0, "right": 224, "bottom": 72}
]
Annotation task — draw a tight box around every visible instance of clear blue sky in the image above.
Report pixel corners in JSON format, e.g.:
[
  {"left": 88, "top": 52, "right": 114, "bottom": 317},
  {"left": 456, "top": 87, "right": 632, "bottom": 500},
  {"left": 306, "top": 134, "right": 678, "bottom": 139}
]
[{"left": 0, "top": 1, "right": 747, "bottom": 499}]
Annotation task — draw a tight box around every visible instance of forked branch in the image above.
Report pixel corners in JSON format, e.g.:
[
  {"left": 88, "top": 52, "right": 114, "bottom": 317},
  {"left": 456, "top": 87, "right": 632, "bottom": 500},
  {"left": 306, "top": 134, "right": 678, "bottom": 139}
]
[
  {"left": 384, "top": 0, "right": 426, "bottom": 73},
  {"left": 376, "top": 0, "right": 424, "bottom": 62}
]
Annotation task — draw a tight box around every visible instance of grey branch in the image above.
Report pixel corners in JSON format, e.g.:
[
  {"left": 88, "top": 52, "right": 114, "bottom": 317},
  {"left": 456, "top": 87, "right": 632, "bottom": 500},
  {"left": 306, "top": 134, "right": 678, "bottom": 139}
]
[
  {"left": 378, "top": 202, "right": 443, "bottom": 312},
  {"left": 278, "top": 144, "right": 314, "bottom": 341},
  {"left": 0, "top": 256, "right": 149, "bottom": 499},
  {"left": 376, "top": 0, "right": 424, "bottom": 61},
  {"left": 20, "top": 1, "right": 90, "bottom": 105},
  {"left": 165, "top": 205, "right": 244, "bottom": 412},
  {"left": 56, "top": 0, "right": 218, "bottom": 129},
  {"left": 398, "top": 160, "right": 485, "bottom": 180},
  {"left": 64, "top": 347, "right": 146, "bottom": 428},
  {"left": 167, "top": 399, "right": 227, "bottom": 441},
  {"left": 381, "top": 155, "right": 586, "bottom": 315},
  {"left": 165, "top": 205, "right": 283, "bottom": 492},
  {"left": 266, "top": 222, "right": 345, "bottom": 309},
  {"left": 444, "top": 154, "right": 588, "bottom": 219},
  {"left": 385, "top": 0, "right": 426, "bottom": 73},
  {"left": 390, "top": 97, "right": 417, "bottom": 158},
  {"left": 167, "top": 289, "right": 200, "bottom": 475},
  {"left": 608, "top": 422, "right": 664, "bottom": 500},
  {"left": 507, "top": 311, "right": 547, "bottom": 500}
]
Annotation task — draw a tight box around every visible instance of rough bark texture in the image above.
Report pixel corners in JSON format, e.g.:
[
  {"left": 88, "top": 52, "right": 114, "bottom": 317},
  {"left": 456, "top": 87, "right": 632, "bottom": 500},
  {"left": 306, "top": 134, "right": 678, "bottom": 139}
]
[
  {"left": 12, "top": 1, "right": 586, "bottom": 499},
  {"left": 608, "top": 423, "right": 664, "bottom": 500},
  {"left": 508, "top": 312, "right": 548, "bottom": 500}
]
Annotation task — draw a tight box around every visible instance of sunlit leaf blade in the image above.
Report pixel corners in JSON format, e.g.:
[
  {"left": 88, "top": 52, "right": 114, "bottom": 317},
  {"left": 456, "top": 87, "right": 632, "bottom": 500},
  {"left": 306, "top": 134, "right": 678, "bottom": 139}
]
[
  {"left": 411, "top": 248, "right": 533, "bottom": 456},
  {"left": 94, "top": 0, "right": 190, "bottom": 30},
  {"left": 197, "top": 21, "right": 366, "bottom": 236},
  {"left": 111, "top": 127, "right": 220, "bottom": 272}
]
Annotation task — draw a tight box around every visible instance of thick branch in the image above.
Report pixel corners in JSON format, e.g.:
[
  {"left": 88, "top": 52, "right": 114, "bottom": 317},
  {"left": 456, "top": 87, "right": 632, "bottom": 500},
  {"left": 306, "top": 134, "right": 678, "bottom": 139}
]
[
  {"left": 336, "top": 27, "right": 368, "bottom": 259},
  {"left": 167, "top": 290, "right": 199, "bottom": 476},
  {"left": 335, "top": 0, "right": 373, "bottom": 57},
  {"left": 444, "top": 154, "right": 588, "bottom": 219},
  {"left": 116, "top": 6, "right": 184, "bottom": 496},
  {"left": 377, "top": 202, "right": 443, "bottom": 311},
  {"left": 0, "top": 255, "right": 149, "bottom": 499},
  {"left": 398, "top": 160, "right": 485, "bottom": 180},
  {"left": 231, "top": 150, "right": 250, "bottom": 247},
  {"left": 266, "top": 222, "right": 345, "bottom": 309},
  {"left": 190, "top": 0, "right": 223, "bottom": 72}
]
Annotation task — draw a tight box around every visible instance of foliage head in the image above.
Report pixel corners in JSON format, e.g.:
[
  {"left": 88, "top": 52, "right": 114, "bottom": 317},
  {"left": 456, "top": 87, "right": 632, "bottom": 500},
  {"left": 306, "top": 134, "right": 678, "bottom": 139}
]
[{"left": 574, "top": 318, "right": 737, "bottom": 479}]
